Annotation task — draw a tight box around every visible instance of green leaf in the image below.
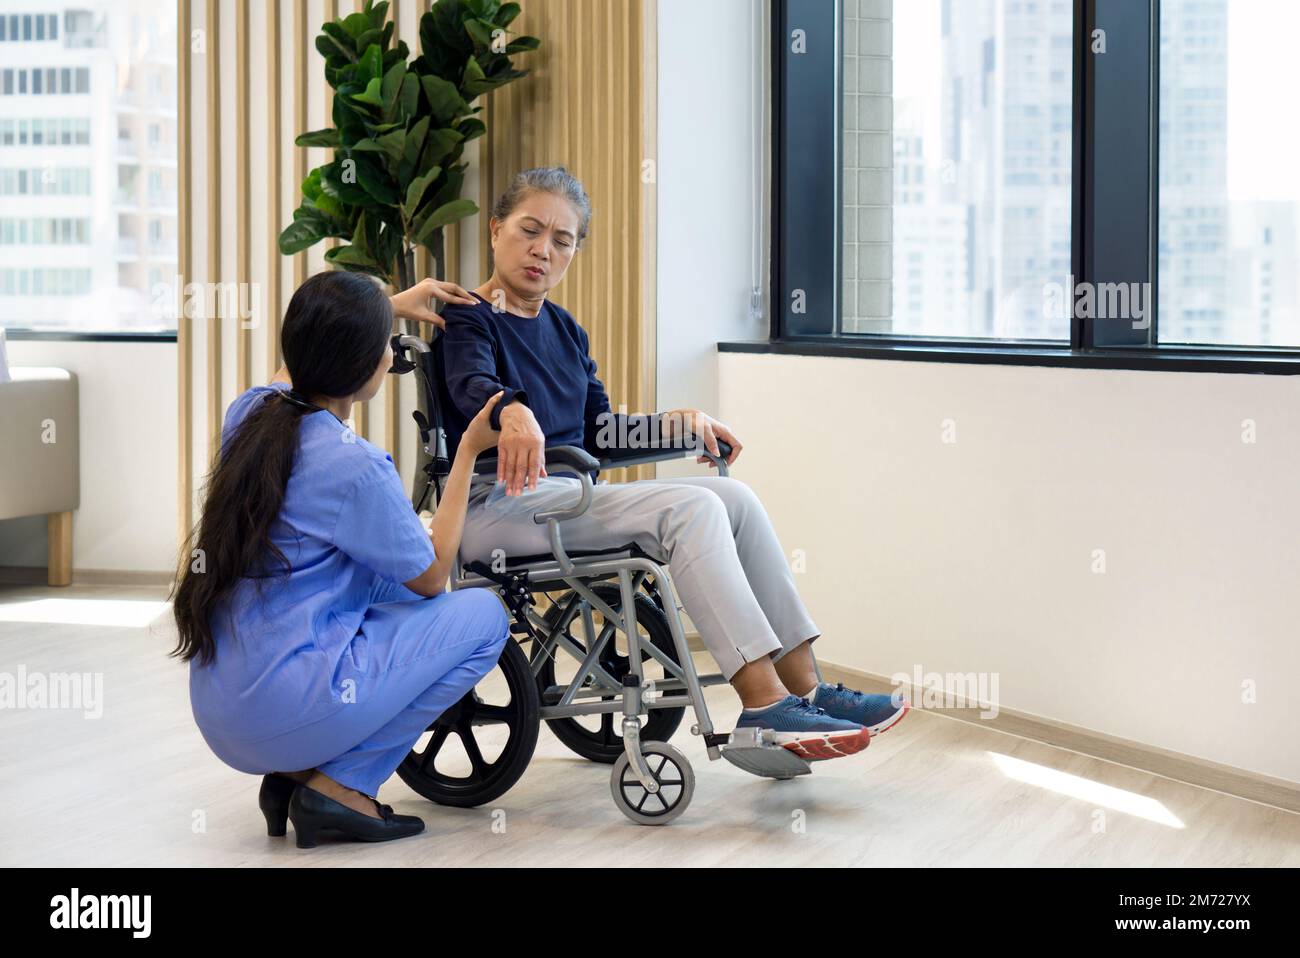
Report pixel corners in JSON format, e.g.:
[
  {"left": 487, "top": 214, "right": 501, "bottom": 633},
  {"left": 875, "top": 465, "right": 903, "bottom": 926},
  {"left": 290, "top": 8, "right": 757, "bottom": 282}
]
[
  {"left": 456, "top": 117, "right": 486, "bottom": 142},
  {"left": 313, "top": 189, "right": 347, "bottom": 221},
  {"left": 505, "top": 36, "right": 539, "bottom": 53},
  {"left": 294, "top": 128, "right": 340, "bottom": 148},
  {"left": 354, "top": 28, "right": 385, "bottom": 55},
  {"left": 325, "top": 243, "right": 386, "bottom": 275},
  {"left": 340, "top": 11, "right": 372, "bottom": 41},
  {"left": 399, "top": 116, "right": 430, "bottom": 183},
  {"left": 461, "top": 56, "right": 493, "bottom": 97},
  {"left": 380, "top": 60, "right": 405, "bottom": 121},
  {"left": 402, "top": 163, "right": 442, "bottom": 222},
  {"left": 420, "top": 73, "right": 467, "bottom": 124},
  {"left": 353, "top": 128, "right": 405, "bottom": 167},
  {"left": 354, "top": 153, "right": 400, "bottom": 205},
  {"left": 464, "top": 18, "right": 498, "bottom": 49},
  {"left": 414, "top": 198, "right": 477, "bottom": 247},
  {"left": 314, "top": 32, "right": 356, "bottom": 69},
  {"left": 350, "top": 76, "right": 385, "bottom": 108},
  {"left": 420, "top": 126, "right": 464, "bottom": 171},
  {"left": 322, "top": 158, "right": 375, "bottom": 205},
  {"left": 495, "top": 3, "right": 521, "bottom": 27},
  {"left": 358, "top": 42, "right": 383, "bottom": 81},
  {"left": 399, "top": 72, "right": 420, "bottom": 121},
  {"left": 301, "top": 167, "right": 324, "bottom": 201},
  {"left": 279, "top": 214, "right": 329, "bottom": 255}
]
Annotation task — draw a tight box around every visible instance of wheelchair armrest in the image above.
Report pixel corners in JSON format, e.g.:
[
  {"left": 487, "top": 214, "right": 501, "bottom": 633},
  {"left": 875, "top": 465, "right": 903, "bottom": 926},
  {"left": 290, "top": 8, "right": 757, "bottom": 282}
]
[
  {"left": 473, "top": 444, "right": 599, "bottom": 479},
  {"left": 472, "top": 444, "right": 599, "bottom": 526},
  {"left": 597, "top": 439, "right": 733, "bottom": 475}
]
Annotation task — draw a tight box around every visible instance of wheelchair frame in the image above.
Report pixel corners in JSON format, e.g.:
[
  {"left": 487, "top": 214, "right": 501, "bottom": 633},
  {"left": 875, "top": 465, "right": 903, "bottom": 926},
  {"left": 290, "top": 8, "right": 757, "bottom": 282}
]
[{"left": 390, "top": 332, "right": 816, "bottom": 824}]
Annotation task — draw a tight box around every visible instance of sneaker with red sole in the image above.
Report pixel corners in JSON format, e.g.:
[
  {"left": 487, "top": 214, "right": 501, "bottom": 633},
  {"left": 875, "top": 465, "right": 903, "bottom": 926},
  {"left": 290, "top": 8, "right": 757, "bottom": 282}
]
[
  {"left": 734, "top": 695, "right": 871, "bottom": 761},
  {"left": 810, "top": 682, "right": 910, "bottom": 736}
]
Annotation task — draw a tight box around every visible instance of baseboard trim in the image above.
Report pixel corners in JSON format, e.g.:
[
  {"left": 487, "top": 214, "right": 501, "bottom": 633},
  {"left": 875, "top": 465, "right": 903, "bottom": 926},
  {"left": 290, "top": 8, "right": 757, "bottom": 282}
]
[
  {"left": 683, "top": 632, "right": 1299, "bottom": 813},
  {"left": 820, "top": 661, "right": 1300, "bottom": 816},
  {"left": 0, "top": 566, "right": 174, "bottom": 587}
]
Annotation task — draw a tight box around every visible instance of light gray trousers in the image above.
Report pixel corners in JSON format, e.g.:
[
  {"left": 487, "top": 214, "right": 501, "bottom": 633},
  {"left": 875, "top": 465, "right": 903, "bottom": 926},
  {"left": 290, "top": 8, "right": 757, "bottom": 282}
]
[{"left": 458, "top": 473, "right": 819, "bottom": 680}]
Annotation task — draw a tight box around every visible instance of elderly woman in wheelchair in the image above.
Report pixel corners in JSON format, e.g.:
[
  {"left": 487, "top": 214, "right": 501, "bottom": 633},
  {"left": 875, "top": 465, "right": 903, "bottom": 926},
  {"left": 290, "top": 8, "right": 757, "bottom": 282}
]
[{"left": 389, "top": 167, "right": 909, "bottom": 824}]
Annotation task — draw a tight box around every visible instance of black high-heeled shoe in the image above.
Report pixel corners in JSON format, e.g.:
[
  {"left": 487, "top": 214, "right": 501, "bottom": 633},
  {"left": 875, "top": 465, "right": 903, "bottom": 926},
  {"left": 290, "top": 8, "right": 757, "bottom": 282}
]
[
  {"left": 258, "top": 773, "right": 300, "bottom": 837},
  {"left": 287, "top": 784, "right": 425, "bottom": 849}
]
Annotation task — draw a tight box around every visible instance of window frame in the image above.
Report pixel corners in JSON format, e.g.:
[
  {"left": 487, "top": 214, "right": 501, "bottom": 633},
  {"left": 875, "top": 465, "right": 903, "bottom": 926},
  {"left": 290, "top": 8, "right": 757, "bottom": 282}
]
[{"left": 748, "top": 0, "right": 1300, "bottom": 374}]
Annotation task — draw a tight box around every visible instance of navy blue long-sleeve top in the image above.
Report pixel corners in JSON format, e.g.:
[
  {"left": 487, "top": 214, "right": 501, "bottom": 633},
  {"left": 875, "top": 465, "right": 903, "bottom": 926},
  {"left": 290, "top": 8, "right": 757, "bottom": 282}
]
[{"left": 439, "top": 291, "right": 660, "bottom": 469}]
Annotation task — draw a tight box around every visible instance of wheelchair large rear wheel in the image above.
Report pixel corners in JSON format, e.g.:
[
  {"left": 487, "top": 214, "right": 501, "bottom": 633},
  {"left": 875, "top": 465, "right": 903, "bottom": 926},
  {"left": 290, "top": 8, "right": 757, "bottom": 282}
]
[
  {"left": 534, "top": 583, "right": 685, "bottom": 764},
  {"left": 396, "top": 637, "right": 540, "bottom": 808}
]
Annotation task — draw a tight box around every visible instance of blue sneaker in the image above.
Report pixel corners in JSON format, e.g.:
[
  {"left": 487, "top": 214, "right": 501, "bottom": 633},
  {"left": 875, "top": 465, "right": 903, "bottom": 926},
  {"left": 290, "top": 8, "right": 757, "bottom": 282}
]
[
  {"left": 811, "top": 683, "right": 909, "bottom": 736},
  {"left": 735, "top": 695, "right": 870, "bottom": 761}
]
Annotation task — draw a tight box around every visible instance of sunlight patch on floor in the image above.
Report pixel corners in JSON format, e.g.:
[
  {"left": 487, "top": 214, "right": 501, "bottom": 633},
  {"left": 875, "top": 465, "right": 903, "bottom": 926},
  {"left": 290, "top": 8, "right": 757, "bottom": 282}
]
[
  {"left": 990, "top": 751, "right": 1185, "bottom": 828},
  {"left": 0, "top": 598, "right": 171, "bottom": 629}
]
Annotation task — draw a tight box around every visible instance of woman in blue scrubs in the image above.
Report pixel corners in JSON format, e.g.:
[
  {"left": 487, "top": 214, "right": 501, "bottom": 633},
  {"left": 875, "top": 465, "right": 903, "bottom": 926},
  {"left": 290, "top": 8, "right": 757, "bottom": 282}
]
[{"left": 171, "top": 270, "right": 508, "bottom": 848}]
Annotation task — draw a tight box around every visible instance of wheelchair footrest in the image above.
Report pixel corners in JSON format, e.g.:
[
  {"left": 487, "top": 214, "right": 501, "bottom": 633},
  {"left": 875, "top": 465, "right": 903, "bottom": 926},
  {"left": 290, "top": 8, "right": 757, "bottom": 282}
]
[{"left": 718, "top": 727, "right": 812, "bottom": 780}]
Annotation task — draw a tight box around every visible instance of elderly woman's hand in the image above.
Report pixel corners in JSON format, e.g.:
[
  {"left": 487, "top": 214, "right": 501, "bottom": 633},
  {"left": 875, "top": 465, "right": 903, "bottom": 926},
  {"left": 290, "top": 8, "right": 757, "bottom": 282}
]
[
  {"left": 498, "top": 401, "right": 548, "bottom": 495},
  {"left": 389, "top": 277, "right": 478, "bottom": 330},
  {"left": 661, "top": 408, "right": 743, "bottom": 467}
]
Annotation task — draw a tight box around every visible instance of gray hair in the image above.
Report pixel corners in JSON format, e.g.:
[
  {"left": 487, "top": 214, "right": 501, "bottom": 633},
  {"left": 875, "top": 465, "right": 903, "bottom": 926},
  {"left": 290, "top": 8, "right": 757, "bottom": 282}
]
[{"left": 490, "top": 166, "right": 592, "bottom": 247}]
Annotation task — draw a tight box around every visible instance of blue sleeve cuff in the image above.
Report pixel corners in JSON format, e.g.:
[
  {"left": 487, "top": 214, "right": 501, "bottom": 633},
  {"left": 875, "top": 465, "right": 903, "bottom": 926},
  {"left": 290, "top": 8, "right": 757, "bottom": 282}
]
[{"left": 489, "top": 389, "right": 528, "bottom": 430}]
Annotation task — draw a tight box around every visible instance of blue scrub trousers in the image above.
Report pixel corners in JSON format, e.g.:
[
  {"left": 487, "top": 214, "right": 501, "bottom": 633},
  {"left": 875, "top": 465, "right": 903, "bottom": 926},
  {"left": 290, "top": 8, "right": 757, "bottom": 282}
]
[{"left": 212, "top": 585, "right": 510, "bottom": 798}]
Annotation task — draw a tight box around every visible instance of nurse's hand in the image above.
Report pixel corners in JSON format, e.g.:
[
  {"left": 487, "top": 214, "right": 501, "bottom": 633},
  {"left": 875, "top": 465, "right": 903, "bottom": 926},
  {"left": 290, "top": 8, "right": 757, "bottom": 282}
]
[
  {"left": 462, "top": 391, "right": 507, "bottom": 455},
  {"left": 390, "top": 278, "right": 478, "bottom": 330}
]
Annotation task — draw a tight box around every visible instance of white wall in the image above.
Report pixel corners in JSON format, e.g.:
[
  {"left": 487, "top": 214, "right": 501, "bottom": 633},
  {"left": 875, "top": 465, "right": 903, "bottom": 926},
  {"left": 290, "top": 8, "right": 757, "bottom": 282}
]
[
  {"left": 655, "top": 0, "right": 767, "bottom": 430},
  {"left": 718, "top": 353, "right": 1300, "bottom": 784},
  {"left": 0, "top": 340, "right": 177, "bottom": 573}
]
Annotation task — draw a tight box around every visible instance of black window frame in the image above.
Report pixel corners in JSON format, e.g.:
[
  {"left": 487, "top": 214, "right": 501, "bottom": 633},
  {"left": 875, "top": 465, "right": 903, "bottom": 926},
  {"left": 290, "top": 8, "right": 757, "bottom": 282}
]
[{"left": 737, "top": 0, "right": 1300, "bottom": 374}]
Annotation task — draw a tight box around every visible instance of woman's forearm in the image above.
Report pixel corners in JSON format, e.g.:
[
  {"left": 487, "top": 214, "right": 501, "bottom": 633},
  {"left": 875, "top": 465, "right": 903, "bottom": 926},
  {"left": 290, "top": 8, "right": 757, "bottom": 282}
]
[{"left": 424, "top": 447, "right": 480, "bottom": 590}]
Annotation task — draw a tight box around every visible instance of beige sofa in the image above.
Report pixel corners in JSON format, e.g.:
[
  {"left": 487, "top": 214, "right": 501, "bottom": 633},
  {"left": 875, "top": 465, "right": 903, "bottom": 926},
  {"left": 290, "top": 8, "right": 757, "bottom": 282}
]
[{"left": 0, "top": 367, "right": 80, "bottom": 585}]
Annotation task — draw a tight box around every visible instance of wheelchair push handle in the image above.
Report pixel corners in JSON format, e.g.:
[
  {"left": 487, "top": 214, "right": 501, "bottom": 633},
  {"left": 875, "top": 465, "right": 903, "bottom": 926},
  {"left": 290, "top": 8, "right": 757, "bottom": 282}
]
[{"left": 389, "top": 333, "right": 429, "bottom": 373}]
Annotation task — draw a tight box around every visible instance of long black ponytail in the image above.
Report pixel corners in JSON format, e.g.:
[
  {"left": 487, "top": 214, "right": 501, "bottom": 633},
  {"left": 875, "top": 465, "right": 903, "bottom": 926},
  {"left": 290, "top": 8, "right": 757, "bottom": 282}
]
[{"left": 170, "top": 270, "right": 393, "bottom": 665}]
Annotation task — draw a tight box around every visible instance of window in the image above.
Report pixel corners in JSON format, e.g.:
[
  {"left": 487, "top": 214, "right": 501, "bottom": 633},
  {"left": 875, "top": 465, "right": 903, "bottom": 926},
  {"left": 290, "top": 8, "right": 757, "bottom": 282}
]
[
  {"left": 769, "top": 0, "right": 1300, "bottom": 370},
  {"left": 1159, "top": 0, "right": 1299, "bottom": 347},
  {"left": 840, "top": 0, "right": 1072, "bottom": 340},
  {"left": 0, "top": 1, "right": 176, "bottom": 335}
]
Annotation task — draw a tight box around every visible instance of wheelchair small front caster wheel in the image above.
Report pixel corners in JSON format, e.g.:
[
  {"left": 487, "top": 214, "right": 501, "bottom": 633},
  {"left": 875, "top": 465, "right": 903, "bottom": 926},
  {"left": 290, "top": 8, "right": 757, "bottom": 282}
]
[{"left": 609, "top": 742, "right": 694, "bottom": 826}]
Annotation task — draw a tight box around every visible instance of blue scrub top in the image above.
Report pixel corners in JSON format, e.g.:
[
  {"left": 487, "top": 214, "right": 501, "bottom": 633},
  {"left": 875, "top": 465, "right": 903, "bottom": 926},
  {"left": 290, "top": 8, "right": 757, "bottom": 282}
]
[{"left": 188, "top": 382, "right": 437, "bottom": 743}]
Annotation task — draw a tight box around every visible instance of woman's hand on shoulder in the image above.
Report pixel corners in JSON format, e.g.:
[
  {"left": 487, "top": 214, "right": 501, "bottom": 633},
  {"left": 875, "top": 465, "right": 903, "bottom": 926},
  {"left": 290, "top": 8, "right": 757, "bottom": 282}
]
[
  {"left": 661, "top": 408, "right": 743, "bottom": 466},
  {"left": 390, "top": 277, "right": 478, "bottom": 331}
]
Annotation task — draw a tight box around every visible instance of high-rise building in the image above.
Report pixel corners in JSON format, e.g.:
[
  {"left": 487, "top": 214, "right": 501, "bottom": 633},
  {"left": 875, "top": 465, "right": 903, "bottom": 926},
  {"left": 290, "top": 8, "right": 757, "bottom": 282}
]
[
  {"left": 842, "top": 0, "right": 1073, "bottom": 340},
  {"left": 0, "top": 2, "right": 177, "bottom": 332},
  {"left": 1158, "top": 0, "right": 1229, "bottom": 345}
]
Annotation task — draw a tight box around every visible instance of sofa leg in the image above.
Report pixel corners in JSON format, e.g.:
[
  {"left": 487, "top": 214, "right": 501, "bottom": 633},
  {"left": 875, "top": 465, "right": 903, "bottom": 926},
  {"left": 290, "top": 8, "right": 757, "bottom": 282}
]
[{"left": 47, "top": 512, "right": 72, "bottom": 587}]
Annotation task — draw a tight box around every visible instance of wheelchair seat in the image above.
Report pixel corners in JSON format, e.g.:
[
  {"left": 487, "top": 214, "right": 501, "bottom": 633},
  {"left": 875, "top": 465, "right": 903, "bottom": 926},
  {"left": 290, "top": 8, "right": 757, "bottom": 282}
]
[{"left": 497, "top": 542, "right": 646, "bottom": 569}]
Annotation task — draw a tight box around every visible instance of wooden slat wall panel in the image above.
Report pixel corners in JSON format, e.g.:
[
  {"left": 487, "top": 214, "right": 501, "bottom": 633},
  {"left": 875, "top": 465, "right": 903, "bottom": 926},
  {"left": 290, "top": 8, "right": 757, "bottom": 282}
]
[
  {"left": 177, "top": 0, "right": 193, "bottom": 545},
  {"left": 266, "top": 0, "right": 283, "bottom": 381},
  {"left": 293, "top": 0, "right": 308, "bottom": 292},
  {"left": 204, "top": 0, "right": 222, "bottom": 463},
  {"left": 235, "top": 0, "right": 251, "bottom": 394},
  {"left": 479, "top": 0, "right": 654, "bottom": 483}
]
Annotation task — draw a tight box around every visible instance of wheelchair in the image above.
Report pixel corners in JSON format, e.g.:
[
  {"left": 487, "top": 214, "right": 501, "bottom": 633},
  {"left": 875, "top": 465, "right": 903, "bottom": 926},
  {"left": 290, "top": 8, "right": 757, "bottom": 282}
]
[{"left": 388, "top": 332, "right": 822, "bottom": 825}]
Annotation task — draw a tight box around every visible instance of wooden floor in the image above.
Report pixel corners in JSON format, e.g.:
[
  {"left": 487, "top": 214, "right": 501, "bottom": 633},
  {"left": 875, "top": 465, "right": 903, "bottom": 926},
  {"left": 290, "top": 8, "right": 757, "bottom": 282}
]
[{"left": 2, "top": 581, "right": 1298, "bottom": 867}]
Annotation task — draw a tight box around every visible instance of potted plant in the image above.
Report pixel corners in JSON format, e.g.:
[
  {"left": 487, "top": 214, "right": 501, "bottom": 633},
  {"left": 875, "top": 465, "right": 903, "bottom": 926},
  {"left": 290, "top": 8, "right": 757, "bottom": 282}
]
[{"left": 279, "top": 0, "right": 540, "bottom": 294}]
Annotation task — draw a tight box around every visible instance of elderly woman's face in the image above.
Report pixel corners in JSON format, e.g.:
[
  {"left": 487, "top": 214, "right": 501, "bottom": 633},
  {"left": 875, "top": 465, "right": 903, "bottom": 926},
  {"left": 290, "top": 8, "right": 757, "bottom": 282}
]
[{"left": 490, "top": 191, "right": 581, "bottom": 296}]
